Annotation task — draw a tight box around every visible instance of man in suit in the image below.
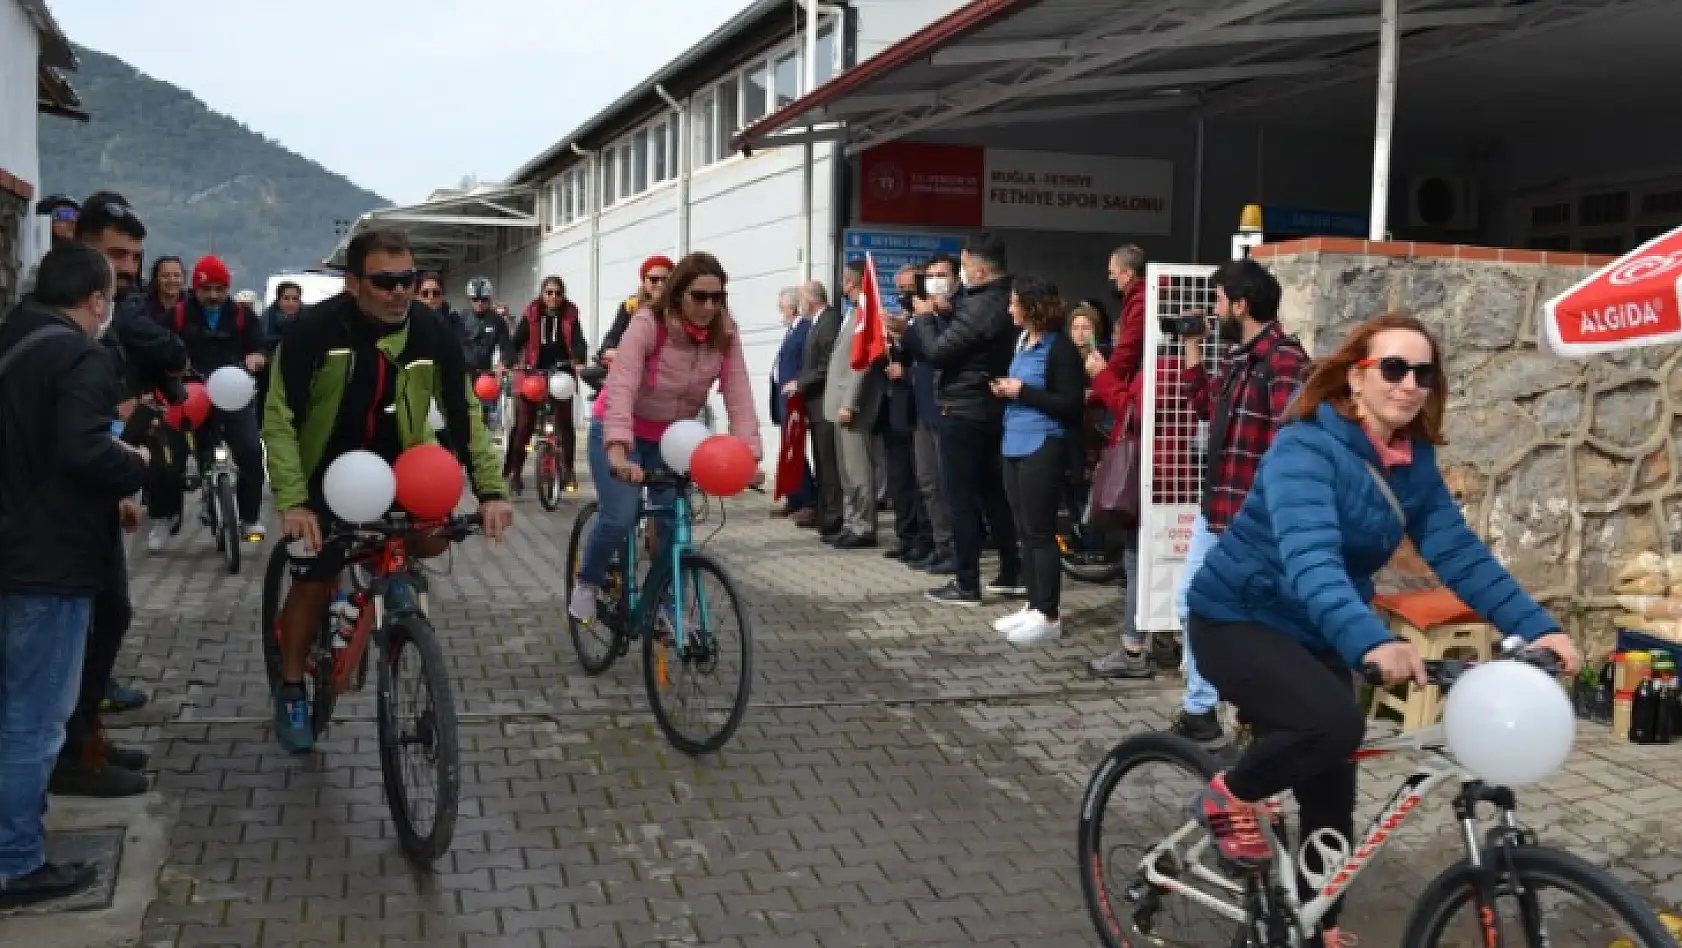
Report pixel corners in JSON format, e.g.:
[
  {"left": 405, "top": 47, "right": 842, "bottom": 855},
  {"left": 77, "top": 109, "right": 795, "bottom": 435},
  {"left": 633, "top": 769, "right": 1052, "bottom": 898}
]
[
  {"left": 769, "top": 287, "right": 815, "bottom": 522},
  {"left": 823, "top": 260, "right": 888, "bottom": 549},
  {"left": 798, "top": 281, "right": 844, "bottom": 536},
  {"left": 881, "top": 266, "right": 932, "bottom": 564}
]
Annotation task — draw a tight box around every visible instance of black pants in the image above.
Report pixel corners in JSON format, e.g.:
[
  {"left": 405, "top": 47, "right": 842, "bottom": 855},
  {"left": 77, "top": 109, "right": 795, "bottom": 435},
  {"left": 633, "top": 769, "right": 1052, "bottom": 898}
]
[
  {"left": 1002, "top": 438, "right": 1066, "bottom": 618},
  {"left": 808, "top": 414, "right": 844, "bottom": 533},
  {"left": 63, "top": 540, "right": 130, "bottom": 759},
  {"left": 1190, "top": 615, "right": 1361, "bottom": 930},
  {"left": 880, "top": 423, "right": 929, "bottom": 552},
  {"left": 152, "top": 406, "right": 266, "bottom": 524},
  {"left": 938, "top": 414, "right": 1020, "bottom": 591},
  {"left": 146, "top": 424, "right": 190, "bottom": 521},
  {"left": 506, "top": 396, "right": 576, "bottom": 480}
]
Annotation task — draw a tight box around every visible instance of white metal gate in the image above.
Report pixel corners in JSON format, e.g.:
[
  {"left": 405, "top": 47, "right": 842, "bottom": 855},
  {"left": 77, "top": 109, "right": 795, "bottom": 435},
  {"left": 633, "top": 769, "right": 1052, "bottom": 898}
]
[{"left": 1135, "top": 263, "right": 1224, "bottom": 632}]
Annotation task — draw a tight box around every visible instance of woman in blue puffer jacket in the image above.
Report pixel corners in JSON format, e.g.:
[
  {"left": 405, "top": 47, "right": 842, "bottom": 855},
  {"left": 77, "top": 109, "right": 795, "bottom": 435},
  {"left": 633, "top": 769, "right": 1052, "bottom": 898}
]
[{"left": 1183, "top": 312, "right": 1581, "bottom": 947}]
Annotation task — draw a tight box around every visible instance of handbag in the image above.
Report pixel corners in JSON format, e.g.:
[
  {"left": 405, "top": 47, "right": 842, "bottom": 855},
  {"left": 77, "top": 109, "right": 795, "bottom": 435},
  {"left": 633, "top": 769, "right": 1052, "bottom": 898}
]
[{"left": 1089, "top": 402, "right": 1142, "bottom": 528}]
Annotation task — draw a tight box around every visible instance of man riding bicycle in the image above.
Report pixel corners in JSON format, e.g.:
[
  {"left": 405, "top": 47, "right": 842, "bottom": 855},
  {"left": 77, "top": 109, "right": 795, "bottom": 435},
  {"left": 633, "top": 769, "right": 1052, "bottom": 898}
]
[{"left": 261, "top": 229, "right": 513, "bottom": 752}]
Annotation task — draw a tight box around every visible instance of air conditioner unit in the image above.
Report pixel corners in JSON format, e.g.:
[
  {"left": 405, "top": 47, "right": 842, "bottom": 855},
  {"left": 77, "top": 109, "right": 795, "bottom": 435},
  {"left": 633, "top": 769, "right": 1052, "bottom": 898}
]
[{"left": 1408, "top": 174, "right": 1479, "bottom": 231}]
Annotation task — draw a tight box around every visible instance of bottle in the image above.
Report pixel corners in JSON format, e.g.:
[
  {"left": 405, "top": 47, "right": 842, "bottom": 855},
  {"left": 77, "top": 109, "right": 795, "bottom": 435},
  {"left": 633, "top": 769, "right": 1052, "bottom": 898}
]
[
  {"left": 1612, "top": 688, "right": 1634, "bottom": 743},
  {"left": 1655, "top": 677, "right": 1678, "bottom": 744},
  {"left": 1631, "top": 677, "right": 1661, "bottom": 743},
  {"left": 328, "top": 590, "right": 354, "bottom": 653}
]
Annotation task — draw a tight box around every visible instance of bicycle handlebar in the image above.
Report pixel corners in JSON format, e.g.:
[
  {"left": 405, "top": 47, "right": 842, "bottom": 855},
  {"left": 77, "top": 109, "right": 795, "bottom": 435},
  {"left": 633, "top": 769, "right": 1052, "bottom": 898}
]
[
  {"left": 327, "top": 511, "right": 484, "bottom": 544},
  {"left": 1360, "top": 639, "right": 1561, "bottom": 689},
  {"left": 632, "top": 470, "right": 766, "bottom": 494}
]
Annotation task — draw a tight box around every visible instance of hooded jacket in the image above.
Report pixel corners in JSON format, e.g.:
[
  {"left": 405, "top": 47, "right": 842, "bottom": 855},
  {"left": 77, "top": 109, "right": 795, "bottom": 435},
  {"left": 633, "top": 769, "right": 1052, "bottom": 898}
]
[{"left": 594, "top": 309, "right": 761, "bottom": 460}]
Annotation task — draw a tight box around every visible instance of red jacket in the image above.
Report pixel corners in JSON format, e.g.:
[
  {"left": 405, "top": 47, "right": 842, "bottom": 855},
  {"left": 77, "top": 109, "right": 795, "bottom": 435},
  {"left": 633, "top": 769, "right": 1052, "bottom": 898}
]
[{"left": 1089, "top": 279, "right": 1146, "bottom": 419}]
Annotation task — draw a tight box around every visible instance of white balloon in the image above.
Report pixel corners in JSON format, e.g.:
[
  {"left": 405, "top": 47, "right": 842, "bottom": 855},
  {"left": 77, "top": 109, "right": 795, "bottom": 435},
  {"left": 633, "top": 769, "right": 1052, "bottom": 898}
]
[
  {"left": 428, "top": 400, "right": 446, "bottom": 431},
  {"left": 548, "top": 373, "right": 576, "bottom": 401},
  {"left": 206, "top": 366, "right": 256, "bottom": 412},
  {"left": 321, "top": 449, "right": 396, "bottom": 523},
  {"left": 659, "top": 419, "right": 711, "bottom": 473},
  {"left": 1443, "top": 659, "right": 1576, "bottom": 787}
]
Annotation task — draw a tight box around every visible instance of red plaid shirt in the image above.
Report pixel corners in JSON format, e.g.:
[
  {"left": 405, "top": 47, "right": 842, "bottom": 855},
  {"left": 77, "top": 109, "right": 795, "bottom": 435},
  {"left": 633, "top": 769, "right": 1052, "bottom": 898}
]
[{"left": 1183, "top": 322, "right": 1309, "bottom": 532}]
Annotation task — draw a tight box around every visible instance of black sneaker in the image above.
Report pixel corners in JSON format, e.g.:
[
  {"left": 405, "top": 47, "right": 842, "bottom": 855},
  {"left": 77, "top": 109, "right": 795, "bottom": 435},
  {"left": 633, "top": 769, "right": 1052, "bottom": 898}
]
[
  {"left": 921, "top": 554, "right": 956, "bottom": 575},
  {"left": 985, "top": 576, "right": 1027, "bottom": 597},
  {"left": 49, "top": 759, "right": 148, "bottom": 798},
  {"left": 1171, "top": 709, "right": 1224, "bottom": 744},
  {"left": 0, "top": 861, "right": 98, "bottom": 909},
  {"left": 925, "top": 581, "right": 982, "bottom": 606},
  {"left": 1088, "top": 647, "right": 1156, "bottom": 680}
]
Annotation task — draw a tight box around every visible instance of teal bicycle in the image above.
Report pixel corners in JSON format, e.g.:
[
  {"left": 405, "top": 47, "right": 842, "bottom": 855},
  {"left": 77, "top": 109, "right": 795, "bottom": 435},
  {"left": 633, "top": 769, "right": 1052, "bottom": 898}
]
[{"left": 563, "top": 470, "right": 753, "bottom": 755}]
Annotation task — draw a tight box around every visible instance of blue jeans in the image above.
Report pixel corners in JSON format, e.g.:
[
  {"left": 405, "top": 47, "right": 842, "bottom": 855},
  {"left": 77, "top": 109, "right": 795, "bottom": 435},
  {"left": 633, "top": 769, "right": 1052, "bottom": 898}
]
[
  {"left": 1175, "top": 514, "right": 1220, "bottom": 714},
  {"left": 579, "top": 420, "right": 675, "bottom": 586},
  {"left": 0, "top": 594, "right": 91, "bottom": 879}
]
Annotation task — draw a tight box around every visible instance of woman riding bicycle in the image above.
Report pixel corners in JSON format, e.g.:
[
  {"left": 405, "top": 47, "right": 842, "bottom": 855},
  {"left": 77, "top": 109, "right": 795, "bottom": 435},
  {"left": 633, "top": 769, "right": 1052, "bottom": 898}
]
[
  {"left": 505, "top": 275, "right": 587, "bottom": 493},
  {"left": 568, "top": 252, "right": 762, "bottom": 623},
  {"left": 1184, "top": 312, "right": 1581, "bottom": 947}
]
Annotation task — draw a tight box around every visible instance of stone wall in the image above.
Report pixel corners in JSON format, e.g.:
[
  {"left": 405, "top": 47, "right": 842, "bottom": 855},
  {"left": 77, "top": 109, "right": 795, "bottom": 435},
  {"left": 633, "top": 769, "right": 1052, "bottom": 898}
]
[{"left": 1254, "top": 239, "right": 1661, "bottom": 658}]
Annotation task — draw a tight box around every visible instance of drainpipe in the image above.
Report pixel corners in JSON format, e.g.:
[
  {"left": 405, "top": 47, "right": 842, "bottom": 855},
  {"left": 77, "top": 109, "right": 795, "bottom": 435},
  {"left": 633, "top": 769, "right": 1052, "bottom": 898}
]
[
  {"left": 571, "top": 143, "right": 601, "bottom": 342},
  {"left": 655, "top": 83, "right": 690, "bottom": 255}
]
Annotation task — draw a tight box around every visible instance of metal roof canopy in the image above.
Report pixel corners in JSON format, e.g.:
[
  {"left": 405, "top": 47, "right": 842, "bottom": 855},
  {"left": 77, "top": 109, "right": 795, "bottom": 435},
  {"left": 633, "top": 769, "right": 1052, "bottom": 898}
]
[
  {"left": 20, "top": 0, "right": 86, "bottom": 120},
  {"left": 735, "top": 0, "right": 1664, "bottom": 187},
  {"left": 324, "top": 185, "right": 537, "bottom": 272}
]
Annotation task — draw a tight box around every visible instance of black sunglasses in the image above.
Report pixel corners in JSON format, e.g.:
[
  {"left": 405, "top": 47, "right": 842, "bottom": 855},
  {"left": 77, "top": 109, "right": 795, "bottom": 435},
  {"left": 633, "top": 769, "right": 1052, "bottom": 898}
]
[
  {"left": 417, "top": 288, "right": 442, "bottom": 298},
  {"left": 365, "top": 269, "right": 418, "bottom": 291},
  {"left": 688, "top": 289, "right": 728, "bottom": 307},
  {"left": 1362, "top": 356, "right": 1438, "bottom": 388},
  {"left": 542, "top": 289, "right": 563, "bottom": 297}
]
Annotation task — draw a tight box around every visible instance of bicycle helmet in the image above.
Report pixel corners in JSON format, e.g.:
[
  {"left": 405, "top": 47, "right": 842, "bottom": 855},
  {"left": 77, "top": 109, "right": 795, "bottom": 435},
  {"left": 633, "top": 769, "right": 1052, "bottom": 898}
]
[{"left": 467, "top": 276, "right": 494, "bottom": 300}]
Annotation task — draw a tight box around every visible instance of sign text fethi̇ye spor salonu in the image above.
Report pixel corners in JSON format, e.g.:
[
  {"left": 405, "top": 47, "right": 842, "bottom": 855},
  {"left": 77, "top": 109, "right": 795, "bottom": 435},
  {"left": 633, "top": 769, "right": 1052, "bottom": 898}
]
[{"left": 1542, "top": 226, "right": 1682, "bottom": 357}]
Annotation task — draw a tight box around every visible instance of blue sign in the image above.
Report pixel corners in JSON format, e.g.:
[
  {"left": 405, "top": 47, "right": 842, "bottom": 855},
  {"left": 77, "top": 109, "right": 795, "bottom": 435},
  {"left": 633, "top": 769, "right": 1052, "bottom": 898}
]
[
  {"left": 842, "top": 229, "right": 965, "bottom": 315},
  {"left": 1263, "top": 205, "right": 1369, "bottom": 238}
]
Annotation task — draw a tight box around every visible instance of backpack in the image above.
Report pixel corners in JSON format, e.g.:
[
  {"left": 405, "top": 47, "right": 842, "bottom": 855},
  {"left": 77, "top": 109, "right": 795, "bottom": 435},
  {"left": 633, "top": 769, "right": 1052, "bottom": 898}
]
[{"left": 173, "top": 299, "right": 245, "bottom": 336}]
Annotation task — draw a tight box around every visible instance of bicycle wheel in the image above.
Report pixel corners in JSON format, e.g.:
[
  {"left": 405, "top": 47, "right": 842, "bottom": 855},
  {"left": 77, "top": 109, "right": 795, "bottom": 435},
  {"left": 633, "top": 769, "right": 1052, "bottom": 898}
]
[
  {"left": 564, "top": 503, "right": 626, "bottom": 675},
  {"left": 218, "top": 476, "right": 240, "bottom": 574},
  {"left": 1079, "top": 731, "right": 1242, "bottom": 948},
  {"left": 643, "top": 552, "right": 752, "bottom": 756},
  {"left": 1403, "top": 844, "right": 1673, "bottom": 947},
  {"left": 535, "top": 442, "right": 561, "bottom": 511},
  {"left": 1059, "top": 533, "right": 1124, "bottom": 584},
  {"left": 376, "top": 612, "right": 461, "bottom": 869}
]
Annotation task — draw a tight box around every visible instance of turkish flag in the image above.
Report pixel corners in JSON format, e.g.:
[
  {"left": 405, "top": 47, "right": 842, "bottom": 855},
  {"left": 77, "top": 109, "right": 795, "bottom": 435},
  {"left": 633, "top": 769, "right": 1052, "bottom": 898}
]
[
  {"left": 775, "top": 391, "right": 808, "bottom": 500},
  {"left": 849, "top": 252, "right": 887, "bottom": 371},
  {"left": 1543, "top": 225, "right": 1682, "bottom": 357}
]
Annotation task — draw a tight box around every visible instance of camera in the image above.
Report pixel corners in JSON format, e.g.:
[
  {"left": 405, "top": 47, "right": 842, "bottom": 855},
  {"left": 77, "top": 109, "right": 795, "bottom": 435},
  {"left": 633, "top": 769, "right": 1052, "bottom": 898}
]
[{"left": 1160, "top": 313, "right": 1210, "bottom": 337}]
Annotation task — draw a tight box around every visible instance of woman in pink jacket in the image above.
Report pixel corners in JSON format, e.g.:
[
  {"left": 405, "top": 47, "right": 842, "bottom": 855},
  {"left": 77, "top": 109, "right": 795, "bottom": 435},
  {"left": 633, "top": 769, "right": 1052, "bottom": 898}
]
[{"left": 569, "top": 251, "right": 763, "bottom": 622}]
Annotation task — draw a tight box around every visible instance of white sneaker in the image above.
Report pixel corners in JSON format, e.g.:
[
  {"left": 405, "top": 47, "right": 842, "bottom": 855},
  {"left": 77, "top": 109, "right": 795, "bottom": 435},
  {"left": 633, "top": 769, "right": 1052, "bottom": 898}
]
[
  {"left": 569, "top": 583, "right": 599, "bottom": 622},
  {"left": 1007, "top": 614, "right": 1063, "bottom": 647},
  {"left": 146, "top": 523, "right": 169, "bottom": 552},
  {"left": 992, "top": 604, "right": 1035, "bottom": 633}
]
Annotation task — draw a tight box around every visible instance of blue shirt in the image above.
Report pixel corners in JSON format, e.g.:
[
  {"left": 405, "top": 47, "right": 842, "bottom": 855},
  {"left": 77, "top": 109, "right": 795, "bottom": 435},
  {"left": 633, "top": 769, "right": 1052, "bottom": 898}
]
[
  {"left": 1001, "top": 331, "right": 1065, "bottom": 458},
  {"left": 204, "top": 301, "right": 222, "bottom": 332}
]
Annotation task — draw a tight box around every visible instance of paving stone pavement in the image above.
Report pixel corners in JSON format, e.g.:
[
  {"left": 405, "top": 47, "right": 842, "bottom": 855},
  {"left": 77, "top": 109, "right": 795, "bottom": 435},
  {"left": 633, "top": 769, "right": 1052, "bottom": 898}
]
[{"left": 25, "top": 482, "right": 1682, "bottom": 947}]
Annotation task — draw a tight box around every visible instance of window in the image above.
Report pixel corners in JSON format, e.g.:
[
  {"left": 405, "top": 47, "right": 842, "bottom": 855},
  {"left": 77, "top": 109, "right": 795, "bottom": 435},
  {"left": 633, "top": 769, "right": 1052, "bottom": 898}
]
[
  {"left": 716, "top": 75, "right": 738, "bottom": 154},
  {"left": 774, "top": 50, "right": 800, "bottom": 106},
  {"left": 1579, "top": 192, "right": 1629, "bottom": 227},
  {"left": 632, "top": 128, "right": 650, "bottom": 194},
  {"left": 652, "top": 121, "right": 670, "bottom": 182},
  {"left": 618, "top": 146, "right": 632, "bottom": 200},
  {"left": 602, "top": 146, "right": 618, "bottom": 205},
  {"left": 816, "top": 24, "right": 836, "bottom": 83},
  {"left": 743, "top": 62, "right": 768, "bottom": 123},
  {"left": 571, "top": 170, "right": 587, "bottom": 219},
  {"left": 694, "top": 89, "right": 717, "bottom": 166}
]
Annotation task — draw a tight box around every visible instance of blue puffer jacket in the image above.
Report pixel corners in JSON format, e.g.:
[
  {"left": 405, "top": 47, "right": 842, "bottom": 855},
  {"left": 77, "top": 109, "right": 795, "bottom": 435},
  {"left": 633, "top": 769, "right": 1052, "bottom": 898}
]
[{"left": 1187, "top": 402, "right": 1558, "bottom": 668}]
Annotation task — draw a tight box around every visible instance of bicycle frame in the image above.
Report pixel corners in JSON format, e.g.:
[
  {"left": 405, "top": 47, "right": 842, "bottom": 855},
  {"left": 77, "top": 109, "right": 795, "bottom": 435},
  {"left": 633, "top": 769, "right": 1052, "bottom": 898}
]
[
  {"left": 1136, "top": 722, "right": 1473, "bottom": 937},
  {"left": 323, "top": 534, "right": 432, "bottom": 694},
  {"left": 618, "top": 481, "right": 709, "bottom": 658}
]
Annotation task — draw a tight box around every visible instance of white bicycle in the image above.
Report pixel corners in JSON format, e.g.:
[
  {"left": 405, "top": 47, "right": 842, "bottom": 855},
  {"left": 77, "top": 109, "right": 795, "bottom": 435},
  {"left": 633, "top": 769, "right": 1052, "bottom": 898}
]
[{"left": 1078, "top": 644, "right": 1675, "bottom": 947}]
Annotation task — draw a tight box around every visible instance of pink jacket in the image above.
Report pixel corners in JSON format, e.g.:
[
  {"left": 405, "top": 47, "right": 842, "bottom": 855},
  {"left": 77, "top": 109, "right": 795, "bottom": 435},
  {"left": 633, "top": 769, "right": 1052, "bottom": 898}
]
[{"left": 597, "top": 310, "right": 762, "bottom": 460}]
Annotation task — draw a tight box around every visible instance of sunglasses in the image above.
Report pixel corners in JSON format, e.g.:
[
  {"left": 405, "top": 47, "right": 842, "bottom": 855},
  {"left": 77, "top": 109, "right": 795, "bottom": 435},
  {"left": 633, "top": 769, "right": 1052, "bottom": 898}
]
[
  {"left": 1360, "top": 356, "right": 1438, "bottom": 388},
  {"left": 542, "top": 289, "right": 563, "bottom": 297},
  {"left": 280, "top": 295, "right": 302, "bottom": 303},
  {"left": 365, "top": 269, "right": 418, "bottom": 291},
  {"left": 688, "top": 289, "right": 728, "bottom": 307},
  {"left": 51, "top": 207, "right": 78, "bottom": 222},
  {"left": 418, "top": 289, "right": 442, "bottom": 298},
  {"left": 646, "top": 274, "right": 668, "bottom": 285}
]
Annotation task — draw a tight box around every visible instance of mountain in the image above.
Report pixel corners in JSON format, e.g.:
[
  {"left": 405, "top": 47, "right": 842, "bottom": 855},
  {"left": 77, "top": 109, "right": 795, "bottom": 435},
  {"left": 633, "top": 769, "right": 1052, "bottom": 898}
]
[{"left": 37, "top": 45, "right": 389, "bottom": 290}]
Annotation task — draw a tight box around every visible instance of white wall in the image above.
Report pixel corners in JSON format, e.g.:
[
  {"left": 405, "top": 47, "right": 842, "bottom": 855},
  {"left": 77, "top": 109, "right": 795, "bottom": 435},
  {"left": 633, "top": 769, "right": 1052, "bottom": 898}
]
[
  {"left": 1, "top": 0, "right": 44, "bottom": 275},
  {"left": 852, "top": 0, "right": 971, "bottom": 62}
]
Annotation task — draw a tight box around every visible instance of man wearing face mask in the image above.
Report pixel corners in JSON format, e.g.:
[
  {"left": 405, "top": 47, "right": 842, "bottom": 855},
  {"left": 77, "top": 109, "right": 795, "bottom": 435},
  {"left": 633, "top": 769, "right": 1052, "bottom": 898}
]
[
  {"left": 0, "top": 244, "right": 152, "bottom": 906},
  {"left": 1119, "top": 258, "right": 1308, "bottom": 745}
]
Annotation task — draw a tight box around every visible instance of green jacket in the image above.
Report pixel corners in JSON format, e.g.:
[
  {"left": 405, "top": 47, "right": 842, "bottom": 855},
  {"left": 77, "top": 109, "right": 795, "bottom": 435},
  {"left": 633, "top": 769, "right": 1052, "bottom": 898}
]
[{"left": 262, "top": 292, "right": 506, "bottom": 513}]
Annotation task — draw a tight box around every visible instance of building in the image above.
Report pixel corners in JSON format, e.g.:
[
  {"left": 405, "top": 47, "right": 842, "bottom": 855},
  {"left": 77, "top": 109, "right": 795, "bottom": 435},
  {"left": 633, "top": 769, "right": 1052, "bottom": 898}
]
[
  {"left": 328, "top": 0, "right": 969, "bottom": 456},
  {"left": 0, "top": 0, "right": 84, "bottom": 311}
]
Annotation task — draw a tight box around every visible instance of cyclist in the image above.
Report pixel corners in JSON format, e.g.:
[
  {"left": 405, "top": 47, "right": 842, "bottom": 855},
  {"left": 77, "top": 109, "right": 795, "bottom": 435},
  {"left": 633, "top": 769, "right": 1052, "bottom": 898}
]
[
  {"left": 1183, "top": 312, "right": 1580, "bottom": 947},
  {"left": 594, "top": 255, "right": 671, "bottom": 374},
  {"left": 262, "top": 230, "right": 513, "bottom": 753},
  {"left": 506, "top": 275, "right": 587, "bottom": 494},
  {"left": 462, "top": 277, "right": 509, "bottom": 422},
  {"left": 152, "top": 255, "right": 269, "bottom": 540},
  {"left": 568, "top": 251, "right": 761, "bottom": 623}
]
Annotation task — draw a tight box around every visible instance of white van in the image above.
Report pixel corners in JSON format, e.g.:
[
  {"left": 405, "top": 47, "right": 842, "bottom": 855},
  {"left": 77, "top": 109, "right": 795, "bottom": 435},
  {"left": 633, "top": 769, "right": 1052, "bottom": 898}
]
[{"left": 265, "top": 270, "right": 345, "bottom": 309}]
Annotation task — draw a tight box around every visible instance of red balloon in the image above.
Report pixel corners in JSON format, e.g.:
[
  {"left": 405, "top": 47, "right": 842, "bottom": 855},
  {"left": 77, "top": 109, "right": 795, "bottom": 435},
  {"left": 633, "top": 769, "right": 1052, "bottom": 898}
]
[
  {"left": 518, "top": 374, "right": 547, "bottom": 403},
  {"left": 473, "top": 374, "right": 499, "bottom": 401},
  {"left": 393, "top": 443, "right": 464, "bottom": 520},
  {"left": 171, "top": 382, "right": 211, "bottom": 430},
  {"left": 689, "top": 435, "right": 756, "bottom": 497}
]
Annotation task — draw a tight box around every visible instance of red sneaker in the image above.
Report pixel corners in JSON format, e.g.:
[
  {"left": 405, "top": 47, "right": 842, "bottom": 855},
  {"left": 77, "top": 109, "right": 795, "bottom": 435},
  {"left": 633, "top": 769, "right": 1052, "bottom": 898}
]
[{"left": 1192, "top": 773, "right": 1273, "bottom": 867}]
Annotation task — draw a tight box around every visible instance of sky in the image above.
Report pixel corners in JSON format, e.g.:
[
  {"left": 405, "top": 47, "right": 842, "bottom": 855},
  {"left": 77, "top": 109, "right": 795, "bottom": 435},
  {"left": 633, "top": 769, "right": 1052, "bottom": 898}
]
[{"left": 47, "top": 0, "right": 756, "bottom": 205}]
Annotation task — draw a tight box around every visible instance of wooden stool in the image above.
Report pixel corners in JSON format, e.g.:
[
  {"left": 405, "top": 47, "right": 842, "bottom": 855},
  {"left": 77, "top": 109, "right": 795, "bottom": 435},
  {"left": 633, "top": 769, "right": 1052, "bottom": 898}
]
[{"left": 1367, "top": 589, "right": 1495, "bottom": 731}]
